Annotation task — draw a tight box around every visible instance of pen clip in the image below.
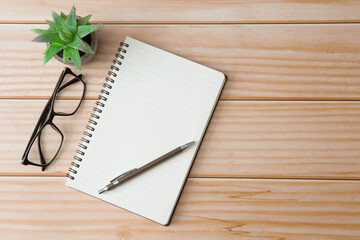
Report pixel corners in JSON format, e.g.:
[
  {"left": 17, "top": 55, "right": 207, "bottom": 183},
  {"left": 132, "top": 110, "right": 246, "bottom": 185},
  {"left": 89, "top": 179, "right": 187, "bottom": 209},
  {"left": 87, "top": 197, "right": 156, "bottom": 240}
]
[{"left": 111, "top": 168, "right": 137, "bottom": 182}]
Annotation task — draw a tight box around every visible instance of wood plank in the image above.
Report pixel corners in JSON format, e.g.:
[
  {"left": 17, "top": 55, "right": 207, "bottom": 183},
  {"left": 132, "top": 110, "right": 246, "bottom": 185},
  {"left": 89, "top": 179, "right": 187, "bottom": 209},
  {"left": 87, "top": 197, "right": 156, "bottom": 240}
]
[
  {"left": 1, "top": 24, "right": 360, "bottom": 100},
  {"left": 1, "top": 0, "right": 360, "bottom": 23},
  {"left": 2, "top": 100, "right": 360, "bottom": 179},
  {"left": 0, "top": 177, "right": 359, "bottom": 239}
]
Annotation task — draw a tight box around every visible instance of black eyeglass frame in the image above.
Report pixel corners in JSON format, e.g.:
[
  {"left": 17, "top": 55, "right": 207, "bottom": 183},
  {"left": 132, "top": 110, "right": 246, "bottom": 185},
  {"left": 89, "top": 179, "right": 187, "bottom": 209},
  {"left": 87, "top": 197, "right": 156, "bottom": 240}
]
[{"left": 21, "top": 67, "right": 85, "bottom": 171}]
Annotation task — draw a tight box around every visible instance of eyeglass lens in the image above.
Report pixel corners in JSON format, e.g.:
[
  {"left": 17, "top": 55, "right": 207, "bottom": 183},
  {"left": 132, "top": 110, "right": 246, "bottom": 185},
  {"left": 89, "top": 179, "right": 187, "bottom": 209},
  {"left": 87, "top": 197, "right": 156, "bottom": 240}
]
[
  {"left": 53, "top": 72, "right": 85, "bottom": 115},
  {"left": 27, "top": 123, "right": 63, "bottom": 166}
]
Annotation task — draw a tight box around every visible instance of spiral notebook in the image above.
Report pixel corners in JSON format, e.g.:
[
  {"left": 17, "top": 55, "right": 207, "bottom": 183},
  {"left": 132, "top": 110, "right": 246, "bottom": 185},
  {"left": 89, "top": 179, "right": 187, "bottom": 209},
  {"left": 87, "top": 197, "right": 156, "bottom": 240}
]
[{"left": 66, "top": 36, "right": 226, "bottom": 225}]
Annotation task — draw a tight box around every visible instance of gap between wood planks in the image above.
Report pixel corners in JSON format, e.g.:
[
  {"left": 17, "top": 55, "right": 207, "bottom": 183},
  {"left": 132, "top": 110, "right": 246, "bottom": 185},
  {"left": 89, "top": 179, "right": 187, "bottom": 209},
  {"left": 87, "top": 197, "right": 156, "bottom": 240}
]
[
  {"left": 2, "top": 21, "right": 360, "bottom": 24},
  {"left": 0, "top": 174, "right": 359, "bottom": 181},
  {"left": 1, "top": 98, "right": 360, "bottom": 101}
]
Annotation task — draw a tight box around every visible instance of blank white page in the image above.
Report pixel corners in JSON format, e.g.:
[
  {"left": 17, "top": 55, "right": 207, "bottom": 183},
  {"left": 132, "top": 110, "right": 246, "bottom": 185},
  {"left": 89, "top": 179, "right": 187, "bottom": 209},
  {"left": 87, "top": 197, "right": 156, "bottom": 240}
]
[{"left": 66, "top": 37, "right": 226, "bottom": 225}]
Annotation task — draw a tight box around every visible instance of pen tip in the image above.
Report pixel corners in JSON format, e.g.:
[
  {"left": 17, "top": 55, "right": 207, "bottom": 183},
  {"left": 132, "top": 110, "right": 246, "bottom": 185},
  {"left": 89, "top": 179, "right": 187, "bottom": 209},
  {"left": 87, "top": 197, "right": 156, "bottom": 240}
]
[
  {"left": 181, "top": 141, "right": 195, "bottom": 150},
  {"left": 98, "top": 188, "right": 106, "bottom": 194}
]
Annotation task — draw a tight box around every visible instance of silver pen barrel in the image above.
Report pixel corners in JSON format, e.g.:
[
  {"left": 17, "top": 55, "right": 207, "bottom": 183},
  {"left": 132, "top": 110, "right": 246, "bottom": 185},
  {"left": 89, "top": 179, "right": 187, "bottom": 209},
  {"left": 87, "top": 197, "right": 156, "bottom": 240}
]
[{"left": 98, "top": 141, "right": 195, "bottom": 194}]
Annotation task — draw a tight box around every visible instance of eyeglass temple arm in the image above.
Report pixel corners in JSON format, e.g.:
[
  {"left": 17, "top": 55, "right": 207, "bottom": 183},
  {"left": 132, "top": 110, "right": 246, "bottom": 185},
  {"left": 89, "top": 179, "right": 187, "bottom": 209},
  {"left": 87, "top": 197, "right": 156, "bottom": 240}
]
[{"left": 58, "top": 74, "right": 83, "bottom": 92}]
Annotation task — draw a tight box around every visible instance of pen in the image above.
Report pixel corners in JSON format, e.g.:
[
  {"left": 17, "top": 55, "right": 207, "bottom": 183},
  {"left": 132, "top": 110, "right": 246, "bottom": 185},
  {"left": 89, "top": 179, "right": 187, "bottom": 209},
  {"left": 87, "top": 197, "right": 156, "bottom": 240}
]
[{"left": 98, "top": 141, "right": 195, "bottom": 194}]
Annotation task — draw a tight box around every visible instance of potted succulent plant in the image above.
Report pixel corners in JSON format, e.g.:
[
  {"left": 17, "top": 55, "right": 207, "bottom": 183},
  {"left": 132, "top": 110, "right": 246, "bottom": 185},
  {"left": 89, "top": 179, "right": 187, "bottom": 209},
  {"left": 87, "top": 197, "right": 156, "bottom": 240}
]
[{"left": 31, "top": 6, "right": 102, "bottom": 70}]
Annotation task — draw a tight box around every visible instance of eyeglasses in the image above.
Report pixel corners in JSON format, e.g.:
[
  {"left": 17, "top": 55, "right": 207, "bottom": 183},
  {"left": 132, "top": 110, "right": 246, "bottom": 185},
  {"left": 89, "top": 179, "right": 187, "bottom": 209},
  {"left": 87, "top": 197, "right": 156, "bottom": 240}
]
[{"left": 22, "top": 67, "right": 86, "bottom": 171}]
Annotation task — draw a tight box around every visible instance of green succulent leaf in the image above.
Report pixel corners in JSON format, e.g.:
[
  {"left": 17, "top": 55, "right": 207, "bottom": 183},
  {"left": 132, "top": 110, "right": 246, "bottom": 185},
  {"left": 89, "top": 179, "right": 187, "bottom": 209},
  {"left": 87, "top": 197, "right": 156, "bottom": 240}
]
[
  {"left": 63, "top": 47, "right": 70, "bottom": 64},
  {"left": 51, "top": 11, "right": 65, "bottom": 29},
  {"left": 52, "top": 11, "right": 73, "bottom": 39},
  {"left": 81, "top": 39, "right": 94, "bottom": 54},
  {"left": 68, "top": 35, "right": 93, "bottom": 54},
  {"left": 77, "top": 24, "right": 102, "bottom": 38},
  {"left": 60, "top": 12, "right": 67, "bottom": 21},
  {"left": 31, "top": 28, "right": 56, "bottom": 35},
  {"left": 66, "top": 35, "right": 81, "bottom": 50},
  {"left": 67, "top": 47, "right": 81, "bottom": 70},
  {"left": 43, "top": 43, "right": 65, "bottom": 65},
  {"left": 66, "top": 6, "right": 77, "bottom": 33},
  {"left": 32, "top": 33, "right": 66, "bottom": 44},
  {"left": 59, "top": 30, "right": 72, "bottom": 42},
  {"left": 46, "top": 20, "right": 57, "bottom": 30},
  {"left": 77, "top": 14, "right": 92, "bottom": 26}
]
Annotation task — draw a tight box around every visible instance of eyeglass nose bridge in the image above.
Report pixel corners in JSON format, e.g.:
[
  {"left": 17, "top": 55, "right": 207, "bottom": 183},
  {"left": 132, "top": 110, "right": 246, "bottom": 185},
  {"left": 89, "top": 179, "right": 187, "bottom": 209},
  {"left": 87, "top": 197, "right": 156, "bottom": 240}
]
[{"left": 47, "top": 113, "right": 56, "bottom": 122}]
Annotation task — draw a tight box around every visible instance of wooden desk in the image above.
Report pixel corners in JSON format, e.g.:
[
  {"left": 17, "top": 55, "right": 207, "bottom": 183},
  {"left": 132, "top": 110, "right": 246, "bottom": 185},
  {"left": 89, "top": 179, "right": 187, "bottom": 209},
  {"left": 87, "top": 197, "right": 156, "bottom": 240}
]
[{"left": 1, "top": 1, "right": 359, "bottom": 239}]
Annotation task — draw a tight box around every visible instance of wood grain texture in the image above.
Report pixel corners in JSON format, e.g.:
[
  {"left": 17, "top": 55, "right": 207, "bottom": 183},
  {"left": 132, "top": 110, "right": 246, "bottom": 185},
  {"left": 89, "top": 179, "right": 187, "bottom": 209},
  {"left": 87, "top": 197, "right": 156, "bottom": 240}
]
[
  {"left": 1, "top": 177, "right": 359, "bottom": 240},
  {"left": 2, "top": 100, "right": 360, "bottom": 179},
  {"left": 1, "top": 0, "right": 360, "bottom": 23},
  {"left": 1, "top": 24, "right": 360, "bottom": 100},
  {"left": 1, "top": 0, "right": 360, "bottom": 238}
]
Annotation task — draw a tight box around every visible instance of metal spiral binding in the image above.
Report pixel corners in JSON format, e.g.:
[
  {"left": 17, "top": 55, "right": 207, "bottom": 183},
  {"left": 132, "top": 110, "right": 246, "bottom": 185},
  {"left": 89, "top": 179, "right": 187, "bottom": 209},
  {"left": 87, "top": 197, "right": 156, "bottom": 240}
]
[{"left": 67, "top": 42, "right": 129, "bottom": 180}]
